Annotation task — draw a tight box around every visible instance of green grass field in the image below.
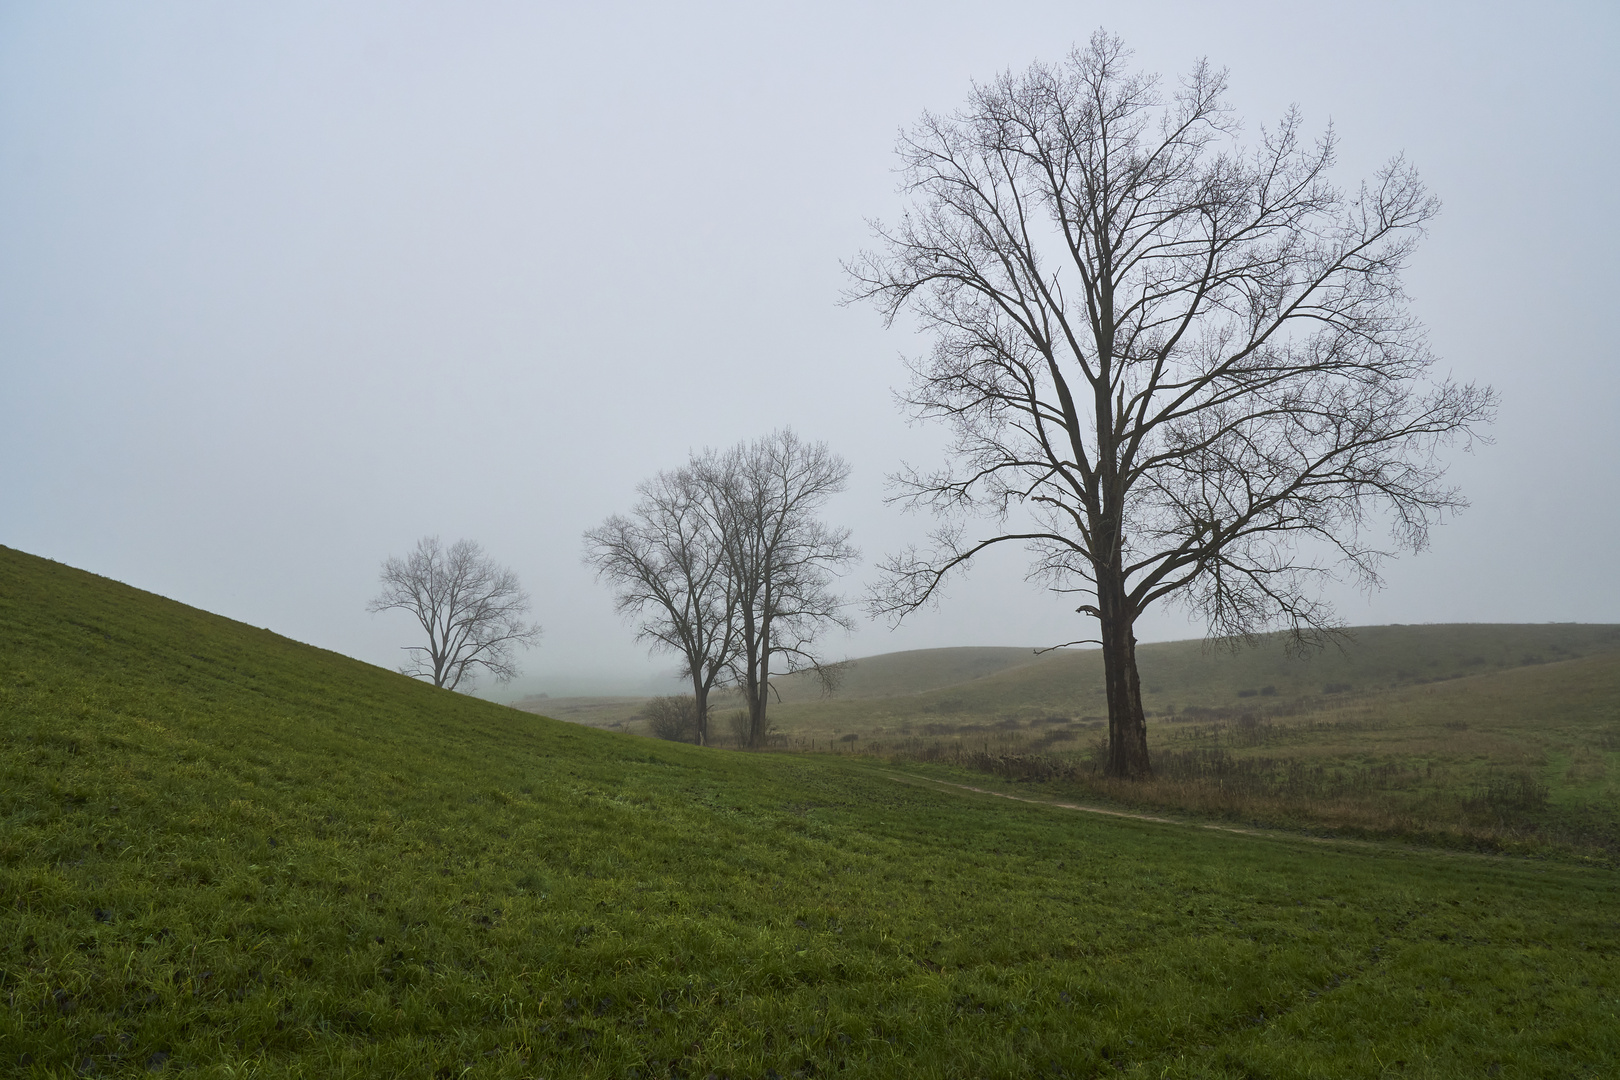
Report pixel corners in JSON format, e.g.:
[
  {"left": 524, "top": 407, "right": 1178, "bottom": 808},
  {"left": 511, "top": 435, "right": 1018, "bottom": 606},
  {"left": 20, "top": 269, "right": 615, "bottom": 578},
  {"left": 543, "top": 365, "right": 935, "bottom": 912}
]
[{"left": 3, "top": 545, "right": 1618, "bottom": 1077}]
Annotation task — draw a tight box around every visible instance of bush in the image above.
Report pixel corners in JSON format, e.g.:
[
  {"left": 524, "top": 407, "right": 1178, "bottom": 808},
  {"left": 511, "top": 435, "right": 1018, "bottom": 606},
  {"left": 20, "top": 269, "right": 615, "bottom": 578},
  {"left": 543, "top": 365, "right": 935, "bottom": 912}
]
[
  {"left": 727, "top": 710, "right": 750, "bottom": 748},
  {"left": 1469, "top": 770, "right": 1549, "bottom": 815},
  {"left": 641, "top": 696, "right": 699, "bottom": 743}
]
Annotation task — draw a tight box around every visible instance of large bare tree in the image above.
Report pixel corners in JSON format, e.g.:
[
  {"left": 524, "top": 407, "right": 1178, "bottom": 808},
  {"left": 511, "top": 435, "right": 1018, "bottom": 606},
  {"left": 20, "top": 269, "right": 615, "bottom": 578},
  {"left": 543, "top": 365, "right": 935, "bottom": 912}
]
[
  {"left": 583, "top": 462, "right": 738, "bottom": 746},
  {"left": 705, "top": 430, "right": 858, "bottom": 749},
  {"left": 368, "top": 536, "right": 541, "bottom": 691},
  {"left": 847, "top": 33, "right": 1495, "bottom": 778}
]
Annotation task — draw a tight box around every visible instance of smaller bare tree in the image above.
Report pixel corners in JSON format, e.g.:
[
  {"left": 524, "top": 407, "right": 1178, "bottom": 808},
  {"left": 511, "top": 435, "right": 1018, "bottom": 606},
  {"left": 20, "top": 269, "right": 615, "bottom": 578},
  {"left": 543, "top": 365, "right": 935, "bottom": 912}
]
[
  {"left": 584, "top": 462, "right": 739, "bottom": 746},
  {"left": 706, "top": 430, "right": 859, "bottom": 749},
  {"left": 368, "top": 536, "right": 541, "bottom": 690}
]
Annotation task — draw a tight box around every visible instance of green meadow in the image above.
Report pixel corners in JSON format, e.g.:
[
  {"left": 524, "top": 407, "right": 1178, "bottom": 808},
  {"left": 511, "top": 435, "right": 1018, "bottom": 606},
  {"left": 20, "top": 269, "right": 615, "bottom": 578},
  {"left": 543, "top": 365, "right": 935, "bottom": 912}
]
[{"left": 3, "top": 544, "right": 1618, "bottom": 1078}]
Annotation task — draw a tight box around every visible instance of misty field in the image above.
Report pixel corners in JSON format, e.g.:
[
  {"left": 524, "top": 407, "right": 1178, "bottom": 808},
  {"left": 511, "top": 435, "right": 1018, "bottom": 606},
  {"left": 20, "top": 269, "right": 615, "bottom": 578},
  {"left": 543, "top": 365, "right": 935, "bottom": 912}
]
[{"left": 3, "top": 545, "right": 1618, "bottom": 1078}]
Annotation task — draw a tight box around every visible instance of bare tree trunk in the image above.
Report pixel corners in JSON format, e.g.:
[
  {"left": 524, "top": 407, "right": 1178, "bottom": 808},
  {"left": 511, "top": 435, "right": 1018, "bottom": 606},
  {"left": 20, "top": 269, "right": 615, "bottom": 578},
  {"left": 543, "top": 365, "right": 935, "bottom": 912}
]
[
  {"left": 691, "top": 677, "right": 710, "bottom": 746},
  {"left": 748, "top": 617, "right": 771, "bottom": 749},
  {"left": 745, "top": 608, "right": 771, "bottom": 751},
  {"left": 737, "top": 601, "right": 763, "bottom": 749},
  {"left": 747, "top": 686, "right": 766, "bottom": 749},
  {"left": 1098, "top": 569, "right": 1151, "bottom": 779}
]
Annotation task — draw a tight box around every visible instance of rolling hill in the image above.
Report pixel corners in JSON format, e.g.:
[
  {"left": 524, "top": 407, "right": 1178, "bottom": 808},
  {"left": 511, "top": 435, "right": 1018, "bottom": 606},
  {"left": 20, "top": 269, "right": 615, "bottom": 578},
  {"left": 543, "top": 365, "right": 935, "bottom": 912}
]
[
  {"left": 524, "top": 623, "right": 1620, "bottom": 737},
  {"left": 2, "top": 544, "right": 1616, "bottom": 1077},
  {"left": 764, "top": 622, "right": 1620, "bottom": 729},
  {"left": 515, "top": 646, "right": 1053, "bottom": 731}
]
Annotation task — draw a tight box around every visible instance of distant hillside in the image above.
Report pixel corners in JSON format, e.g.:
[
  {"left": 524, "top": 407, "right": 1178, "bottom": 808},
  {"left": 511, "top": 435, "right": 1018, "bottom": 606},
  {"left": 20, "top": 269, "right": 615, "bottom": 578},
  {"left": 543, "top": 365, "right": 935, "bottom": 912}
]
[
  {"left": 764, "top": 645, "right": 1048, "bottom": 703},
  {"left": 767, "top": 623, "right": 1620, "bottom": 730},
  {"left": 524, "top": 624, "right": 1620, "bottom": 734},
  {"left": 513, "top": 646, "right": 1051, "bottom": 726}
]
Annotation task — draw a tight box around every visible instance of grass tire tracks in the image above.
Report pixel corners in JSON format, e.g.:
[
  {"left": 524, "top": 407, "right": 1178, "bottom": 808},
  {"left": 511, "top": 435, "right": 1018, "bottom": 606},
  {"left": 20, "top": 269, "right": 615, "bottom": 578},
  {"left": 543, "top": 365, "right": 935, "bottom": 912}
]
[{"left": 878, "top": 768, "right": 1516, "bottom": 859}]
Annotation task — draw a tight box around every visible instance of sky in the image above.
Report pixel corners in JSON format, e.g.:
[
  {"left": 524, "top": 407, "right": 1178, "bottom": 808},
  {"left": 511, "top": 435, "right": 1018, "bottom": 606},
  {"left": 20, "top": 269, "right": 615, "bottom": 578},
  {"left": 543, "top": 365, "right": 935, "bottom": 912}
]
[{"left": 2, "top": 0, "right": 1616, "bottom": 699}]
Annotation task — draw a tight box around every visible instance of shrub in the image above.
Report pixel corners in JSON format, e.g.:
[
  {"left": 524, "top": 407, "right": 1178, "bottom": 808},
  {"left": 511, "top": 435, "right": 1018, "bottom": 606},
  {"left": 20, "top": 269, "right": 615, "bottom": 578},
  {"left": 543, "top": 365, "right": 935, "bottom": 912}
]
[
  {"left": 1469, "top": 770, "right": 1549, "bottom": 816},
  {"left": 641, "top": 695, "right": 699, "bottom": 743}
]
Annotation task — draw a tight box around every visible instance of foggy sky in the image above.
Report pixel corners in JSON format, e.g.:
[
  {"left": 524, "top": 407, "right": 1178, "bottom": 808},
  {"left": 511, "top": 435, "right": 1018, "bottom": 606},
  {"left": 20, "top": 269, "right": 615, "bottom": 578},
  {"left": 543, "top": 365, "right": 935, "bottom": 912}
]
[{"left": 3, "top": 1, "right": 1616, "bottom": 699}]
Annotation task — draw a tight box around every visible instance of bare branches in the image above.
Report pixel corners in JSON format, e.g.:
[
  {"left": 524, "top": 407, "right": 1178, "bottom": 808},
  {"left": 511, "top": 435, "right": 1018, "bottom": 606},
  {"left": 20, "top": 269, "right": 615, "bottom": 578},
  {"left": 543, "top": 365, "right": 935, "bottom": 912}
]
[
  {"left": 847, "top": 31, "right": 1495, "bottom": 778},
  {"left": 849, "top": 31, "right": 1495, "bottom": 643},
  {"left": 586, "top": 430, "right": 857, "bottom": 749},
  {"left": 368, "top": 537, "right": 541, "bottom": 691},
  {"left": 640, "top": 695, "right": 700, "bottom": 743},
  {"left": 583, "top": 459, "right": 738, "bottom": 746},
  {"left": 707, "top": 430, "right": 859, "bottom": 749}
]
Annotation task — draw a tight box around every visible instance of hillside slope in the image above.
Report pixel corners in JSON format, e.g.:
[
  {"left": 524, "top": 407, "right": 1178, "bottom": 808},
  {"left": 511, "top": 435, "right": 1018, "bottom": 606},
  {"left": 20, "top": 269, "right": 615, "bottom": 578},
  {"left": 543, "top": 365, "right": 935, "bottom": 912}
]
[{"left": 1, "top": 546, "right": 1616, "bottom": 1078}]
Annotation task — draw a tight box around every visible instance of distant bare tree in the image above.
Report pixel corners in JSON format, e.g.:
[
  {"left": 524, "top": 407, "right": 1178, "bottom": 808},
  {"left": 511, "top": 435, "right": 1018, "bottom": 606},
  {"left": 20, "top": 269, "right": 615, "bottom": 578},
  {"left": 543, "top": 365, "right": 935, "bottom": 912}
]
[
  {"left": 706, "top": 430, "right": 858, "bottom": 749},
  {"left": 584, "top": 463, "right": 738, "bottom": 746},
  {"left": 368, "top": 537, "right": 541, "bottom": 691},
  {"left": 847, "top": 33, "right": 1495, "bottom": 778}
]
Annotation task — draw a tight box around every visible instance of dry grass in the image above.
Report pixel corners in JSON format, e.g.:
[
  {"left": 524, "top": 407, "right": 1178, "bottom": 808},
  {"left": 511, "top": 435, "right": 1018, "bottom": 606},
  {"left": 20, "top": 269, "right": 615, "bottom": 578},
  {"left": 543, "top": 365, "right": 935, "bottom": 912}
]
[{"left": 773, "top": 651, "right": 1620, "bottom": 859}]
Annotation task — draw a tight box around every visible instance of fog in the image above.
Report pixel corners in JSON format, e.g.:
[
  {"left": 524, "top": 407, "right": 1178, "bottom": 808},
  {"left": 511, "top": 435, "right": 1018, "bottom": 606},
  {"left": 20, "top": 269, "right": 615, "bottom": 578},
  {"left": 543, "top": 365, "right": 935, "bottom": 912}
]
[{"left": 2, "top": 1, "right": 1615, "bottom": 699}]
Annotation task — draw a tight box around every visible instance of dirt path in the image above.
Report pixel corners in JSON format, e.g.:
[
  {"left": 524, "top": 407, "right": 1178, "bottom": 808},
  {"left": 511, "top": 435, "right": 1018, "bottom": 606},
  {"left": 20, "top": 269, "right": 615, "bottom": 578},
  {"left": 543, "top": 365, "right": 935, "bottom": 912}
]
[{"left": 882, "top": 770, "right": 1375, "bottom": 848}]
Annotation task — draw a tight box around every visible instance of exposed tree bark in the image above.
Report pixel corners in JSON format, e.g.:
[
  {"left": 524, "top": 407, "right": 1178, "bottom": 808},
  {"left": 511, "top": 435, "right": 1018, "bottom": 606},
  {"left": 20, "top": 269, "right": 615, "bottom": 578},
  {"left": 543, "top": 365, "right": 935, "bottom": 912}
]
[
  {"left": 368, "top": 536, "right": 541, "bottom": 691},
  {"left": 848, "top": 32, "right": 1495, "bottom": 778},
  {"left": 1095, "top": 583, "right": 1150, "bottom": 778}
]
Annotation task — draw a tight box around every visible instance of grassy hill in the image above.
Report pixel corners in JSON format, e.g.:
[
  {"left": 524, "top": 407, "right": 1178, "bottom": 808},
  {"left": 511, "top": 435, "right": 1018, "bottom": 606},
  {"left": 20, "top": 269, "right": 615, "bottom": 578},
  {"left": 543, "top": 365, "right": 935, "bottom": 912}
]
[{"left": 2, "top": 545, "right": 1617, "bottom": 1077}]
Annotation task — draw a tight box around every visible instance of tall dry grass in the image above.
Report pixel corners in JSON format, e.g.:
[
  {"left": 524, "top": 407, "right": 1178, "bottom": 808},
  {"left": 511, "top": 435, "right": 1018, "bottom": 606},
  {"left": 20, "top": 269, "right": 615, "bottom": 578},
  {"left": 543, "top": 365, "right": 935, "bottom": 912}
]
[{"left": 807, "top": 727, "right": 1615, "bottom": 858}]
